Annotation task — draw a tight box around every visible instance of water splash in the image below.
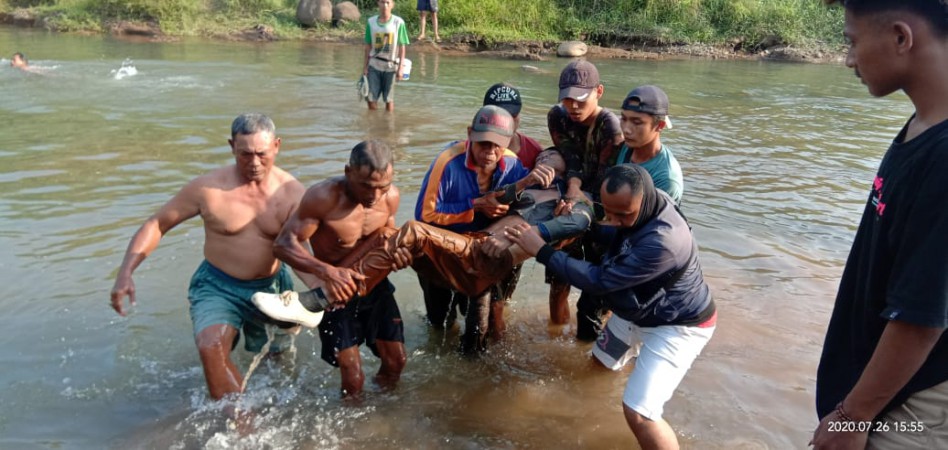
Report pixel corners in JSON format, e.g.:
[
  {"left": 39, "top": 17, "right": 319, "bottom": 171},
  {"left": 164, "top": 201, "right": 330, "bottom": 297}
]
[{"left": 111, "top": 58, "right": 138, "bottom": 80}]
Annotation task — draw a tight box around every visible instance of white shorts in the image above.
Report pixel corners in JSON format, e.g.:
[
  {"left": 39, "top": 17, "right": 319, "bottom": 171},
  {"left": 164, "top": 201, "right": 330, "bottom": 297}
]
[{"left": 592, "top": 314, "right": 715, "bottom": 421}]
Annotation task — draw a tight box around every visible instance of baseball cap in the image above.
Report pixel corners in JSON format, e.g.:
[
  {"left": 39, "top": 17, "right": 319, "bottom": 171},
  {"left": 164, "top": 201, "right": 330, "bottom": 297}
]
[
  {"left": 469, "top": 105, "right": 515, "bottom": 147},
  {"left": 622, "top": 85, "right": 670, "bottom": 116},
  {"left": 483, "top": 83, "right": 522, "bottom": 117},
  {"left": 558, "top": 60, "right": 600, "bottom": 102}
]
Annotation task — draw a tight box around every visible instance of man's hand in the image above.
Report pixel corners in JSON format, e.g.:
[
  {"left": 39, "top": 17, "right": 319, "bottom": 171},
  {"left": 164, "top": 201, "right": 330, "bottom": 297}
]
[
  {"left": 318, "top": 266, "right": 366, "bottom": 301},
  {"left": 473, "top": 192, "right": 510, "bottom": 218},
  {"left": 396, "top": 68, "right": 404, "bottom": 81},
  {"left": 504, "top": 223, "right": 545, "bottom": 257},
  {"left": 556, "top": 184, "right": 586, "bottom": 216},
  {"left": 391, "top": 247, "right": 413, "bottom": 270},
  {"left": 481, "top": 234, "right": 514, "bottom": 258},
  {"left": 523, "top": 164, "right": 556, "bottom": 189},
  {"left": 809, "top": 412, "right": 869, "bottom": 450},
  {"left": 110, "top": 275, "right": 136, "bottom": 316}
]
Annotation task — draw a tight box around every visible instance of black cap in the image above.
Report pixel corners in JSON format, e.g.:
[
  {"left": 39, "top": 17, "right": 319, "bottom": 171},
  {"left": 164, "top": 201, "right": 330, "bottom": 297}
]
[
  {"left": 622, "top": 85, "right": 669, "bottom": 116},
  {"left": 483, "top": 83, "right": 522, "bottom": 117},
  {"left": 558, "top": 60, "right": 600, "bottom": 102}
]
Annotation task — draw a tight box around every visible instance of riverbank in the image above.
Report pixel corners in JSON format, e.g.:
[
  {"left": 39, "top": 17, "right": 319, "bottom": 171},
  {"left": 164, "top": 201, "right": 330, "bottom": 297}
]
[
  {"left": 0, "top": 20, "right": 846, "bottom": 66},
  {"left": 0, "top": 1, "right": 846, "bottom": 64}
]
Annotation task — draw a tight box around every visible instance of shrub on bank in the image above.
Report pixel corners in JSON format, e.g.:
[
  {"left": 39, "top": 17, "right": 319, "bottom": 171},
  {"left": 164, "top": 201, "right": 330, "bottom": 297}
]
[{"left": 1, "top": 0, "right": 844, "bottom": 49}]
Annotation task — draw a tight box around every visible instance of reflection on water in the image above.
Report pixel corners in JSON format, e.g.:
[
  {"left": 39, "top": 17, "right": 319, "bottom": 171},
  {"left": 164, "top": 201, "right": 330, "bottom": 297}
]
[{"left": 0, "top": 27, "right": 913, "bottom": 449}]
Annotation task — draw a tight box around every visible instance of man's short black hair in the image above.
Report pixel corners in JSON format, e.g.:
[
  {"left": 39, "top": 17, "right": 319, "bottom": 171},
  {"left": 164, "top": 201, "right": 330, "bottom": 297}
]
[
  {"left": 349, "top": 139, "right": 393, "bottom": 173},
  {"left": 826, "top": 0, "right": 948, "bottom": 37},
  {"left": 602, "top": 165, "right": 650, "bottom": 196},
  {"left": 12, "top": 52, "right": 25, "bottom": 60}
]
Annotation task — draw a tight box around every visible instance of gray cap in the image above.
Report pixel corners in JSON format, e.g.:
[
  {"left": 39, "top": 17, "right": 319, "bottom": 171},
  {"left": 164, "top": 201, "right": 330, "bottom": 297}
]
[{"left": 470, "top": 105, "right": 515, "bottom": 147}]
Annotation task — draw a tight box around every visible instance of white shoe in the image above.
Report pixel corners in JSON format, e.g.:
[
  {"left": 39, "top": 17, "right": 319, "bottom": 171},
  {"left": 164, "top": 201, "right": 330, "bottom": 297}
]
[{"left": 252, "top": 291, "right": 324, "bottom": 328}]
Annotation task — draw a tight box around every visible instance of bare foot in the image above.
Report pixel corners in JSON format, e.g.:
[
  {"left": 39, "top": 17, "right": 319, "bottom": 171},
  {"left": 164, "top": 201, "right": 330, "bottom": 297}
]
[{"left": 223, "top": 404, "right": 256, "bottom": 437}]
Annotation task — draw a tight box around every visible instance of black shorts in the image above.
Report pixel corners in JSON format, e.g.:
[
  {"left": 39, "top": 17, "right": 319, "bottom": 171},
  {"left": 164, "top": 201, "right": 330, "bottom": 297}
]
[{"left": 317, "top": 279, "right": 403, "bottom": 366}]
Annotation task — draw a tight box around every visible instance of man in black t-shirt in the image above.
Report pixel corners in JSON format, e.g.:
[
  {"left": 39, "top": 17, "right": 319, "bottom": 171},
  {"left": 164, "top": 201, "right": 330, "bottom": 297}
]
[{"left": 812, "top": 2, "right": 948, "bottom": 449}]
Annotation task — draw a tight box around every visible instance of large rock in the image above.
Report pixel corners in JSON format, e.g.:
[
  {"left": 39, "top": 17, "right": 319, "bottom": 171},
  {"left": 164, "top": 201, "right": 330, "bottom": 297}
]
[
  {"left": 333, "top": 2, "right": 360, "bottom": 23},
  {"left": 297, "top": 0, "right": 332, "bottom": 26},
  {"left": 557, "top": 41, "right": 588, "bottom": 57}
]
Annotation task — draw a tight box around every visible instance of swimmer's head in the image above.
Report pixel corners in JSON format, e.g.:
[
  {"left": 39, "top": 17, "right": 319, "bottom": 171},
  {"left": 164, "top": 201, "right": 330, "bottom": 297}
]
[
  {"left": 345, "top": 140, "right": 394, "bottom": 207},
  {"left": 11, "top": 52, "right": 27, "bottom": 69}
]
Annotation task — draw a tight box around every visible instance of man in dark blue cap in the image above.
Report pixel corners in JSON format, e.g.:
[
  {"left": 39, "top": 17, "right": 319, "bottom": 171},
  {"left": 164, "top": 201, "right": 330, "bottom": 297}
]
[
  {"left": 483, "top": 83, "right": 545, "bottom": 169},
  {"left": 616, "top": 85, "right": 683, "bottom": 205}
]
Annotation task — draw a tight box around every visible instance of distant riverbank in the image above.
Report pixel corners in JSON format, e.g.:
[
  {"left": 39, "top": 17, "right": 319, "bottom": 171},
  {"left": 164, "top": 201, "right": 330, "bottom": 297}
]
[{"left": 0, "top": 0, "right": 846, "bottom": 64}]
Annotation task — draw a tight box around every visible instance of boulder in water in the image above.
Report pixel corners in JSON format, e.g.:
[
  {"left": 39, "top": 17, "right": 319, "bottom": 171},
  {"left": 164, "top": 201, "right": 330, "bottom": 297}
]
[{"left": 557, "top": 41, "right": 588, "bottom": 57}]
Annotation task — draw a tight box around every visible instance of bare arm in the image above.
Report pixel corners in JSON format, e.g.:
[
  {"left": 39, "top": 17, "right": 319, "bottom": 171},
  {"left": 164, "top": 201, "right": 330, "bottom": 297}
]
[
  {"left": 396, "top": 44, "right": 406, "bottom": 81},
  {"left": 811, "top": 320, "right": 945, "bottom": 449},
  {"left": 273, "top": 185, "right": 365, "bottom": 301},
  {"left": 110, "top": 180, "right": 202, "bottom": 316},
  {"left": 281, "top": 180, "right": 324, "bottom": 290}
]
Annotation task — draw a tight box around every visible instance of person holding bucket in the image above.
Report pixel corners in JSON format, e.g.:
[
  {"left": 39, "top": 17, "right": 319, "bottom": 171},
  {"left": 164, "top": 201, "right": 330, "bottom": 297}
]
[{"left": 363, "top": 0, "right": 410, "bottom": 112}]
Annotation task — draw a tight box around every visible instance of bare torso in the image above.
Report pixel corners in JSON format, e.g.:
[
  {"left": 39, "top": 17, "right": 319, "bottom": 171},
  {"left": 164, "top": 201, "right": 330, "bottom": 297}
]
[
  {"left": 199, "top": 165, "right": 304, "bottom": 279},
  {"left": 306, "top": 177, "right": 398, "bottom": 266}
]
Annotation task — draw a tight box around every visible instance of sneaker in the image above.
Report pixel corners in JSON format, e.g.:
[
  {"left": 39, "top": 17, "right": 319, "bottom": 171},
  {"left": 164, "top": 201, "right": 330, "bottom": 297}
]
[{"left": 252, "top": 291, "right": 324, "bottom": 328}]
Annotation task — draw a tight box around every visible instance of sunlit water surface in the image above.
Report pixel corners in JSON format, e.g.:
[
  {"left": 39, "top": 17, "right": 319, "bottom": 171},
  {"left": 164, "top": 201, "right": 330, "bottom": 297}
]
[{"left": 0, "top": 27, "right": 912, "bottom": 449}]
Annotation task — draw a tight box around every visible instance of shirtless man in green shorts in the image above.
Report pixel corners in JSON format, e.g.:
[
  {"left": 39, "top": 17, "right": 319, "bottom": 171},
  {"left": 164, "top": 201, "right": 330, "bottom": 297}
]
[{"left": 109, "top": 113, "right": 316, "bottom": 401}]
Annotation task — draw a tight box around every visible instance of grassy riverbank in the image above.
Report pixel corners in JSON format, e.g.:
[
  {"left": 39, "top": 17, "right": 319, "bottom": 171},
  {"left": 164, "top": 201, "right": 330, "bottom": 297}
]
[{"left": 1, "top": 0, "right": 844, "bottom": 54}]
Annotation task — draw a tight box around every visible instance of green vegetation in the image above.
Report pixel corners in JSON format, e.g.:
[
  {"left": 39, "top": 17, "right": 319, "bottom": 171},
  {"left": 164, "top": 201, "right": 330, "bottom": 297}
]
[{"left": 1, "top": 0, "right": 845, "bottom": 49}]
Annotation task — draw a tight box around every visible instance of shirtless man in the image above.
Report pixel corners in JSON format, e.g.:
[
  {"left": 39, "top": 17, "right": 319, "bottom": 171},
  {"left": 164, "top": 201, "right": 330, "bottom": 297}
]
[
  {"left": 109, "top": 113, "right": 314, "bottom": 401},
  {"left": 272, "top": 140, "right": 408, "bottom": 399}
]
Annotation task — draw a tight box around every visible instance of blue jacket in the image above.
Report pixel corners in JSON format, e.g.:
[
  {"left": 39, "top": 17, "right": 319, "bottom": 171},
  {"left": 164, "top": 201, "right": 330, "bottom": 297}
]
[
  {"left": 536, "top": 197, "right": 714, "bottom": 327},
  {"left": 415, "top": 140, "right": 529, "bottom": 233}
]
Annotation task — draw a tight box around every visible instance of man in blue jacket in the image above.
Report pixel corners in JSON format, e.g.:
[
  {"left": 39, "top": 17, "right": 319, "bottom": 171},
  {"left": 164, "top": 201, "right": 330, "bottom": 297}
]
[
  {"left": 415, "top": 105, "right": 554, "bottom": 353},
  {"left": 506, "top": 164, "right": 716, "bottom": 449}
]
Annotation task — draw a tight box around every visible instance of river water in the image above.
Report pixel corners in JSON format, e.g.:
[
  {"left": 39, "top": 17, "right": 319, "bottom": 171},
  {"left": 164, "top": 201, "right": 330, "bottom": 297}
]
[{"left": 0, "top": 28, "right": 912, "bottom": 449}]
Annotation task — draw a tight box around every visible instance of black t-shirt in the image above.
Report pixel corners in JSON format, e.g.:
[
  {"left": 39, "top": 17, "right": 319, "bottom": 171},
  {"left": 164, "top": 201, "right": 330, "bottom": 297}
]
[{"left": 815, "top": 117, "right": 948, "bottom": 419}]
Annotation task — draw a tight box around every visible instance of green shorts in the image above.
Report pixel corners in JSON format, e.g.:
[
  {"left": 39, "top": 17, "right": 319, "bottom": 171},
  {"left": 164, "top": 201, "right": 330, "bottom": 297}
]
[{"left": 188, "top": 260, "right": 294, "bottom": 353}]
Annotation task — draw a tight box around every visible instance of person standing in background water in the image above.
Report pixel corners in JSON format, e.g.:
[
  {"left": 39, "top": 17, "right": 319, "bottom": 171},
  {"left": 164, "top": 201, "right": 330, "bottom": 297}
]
[{"left": 363, "top": 0, "right": 410, "bottom": 112}]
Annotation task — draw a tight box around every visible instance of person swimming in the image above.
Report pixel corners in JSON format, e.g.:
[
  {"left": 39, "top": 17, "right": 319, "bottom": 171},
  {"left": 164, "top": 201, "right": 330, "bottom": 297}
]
[{"left": 10, "top": 52, "right": 29, "bottom": 70}]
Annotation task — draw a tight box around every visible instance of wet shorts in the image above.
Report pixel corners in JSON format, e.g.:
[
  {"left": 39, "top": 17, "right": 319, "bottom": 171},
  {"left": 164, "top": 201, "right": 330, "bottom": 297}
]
[
  {"left": 592, "top": 312, "right": 716, "bottom": 420},
  {"left": 417, "top": 0, "right": 438, "bottom": 12},
  {"left": 188, "top": 260, "right": 294, "bottom": 353},
  {"left": 367, "top": 65, "right": 397, "bottom": 104},
  {"left": 317, "top": 279, "right": 403, "bottom": 366}
]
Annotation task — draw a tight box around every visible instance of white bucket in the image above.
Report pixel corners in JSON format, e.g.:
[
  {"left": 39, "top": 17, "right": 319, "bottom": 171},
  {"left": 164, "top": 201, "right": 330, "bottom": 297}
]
[{"left": 401, "top": 58, "right": 412, "bottom": 81}]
